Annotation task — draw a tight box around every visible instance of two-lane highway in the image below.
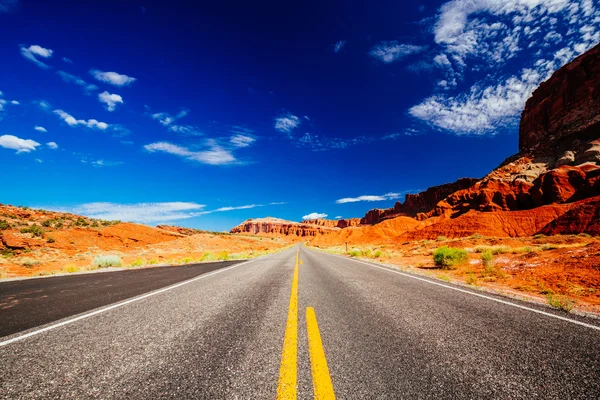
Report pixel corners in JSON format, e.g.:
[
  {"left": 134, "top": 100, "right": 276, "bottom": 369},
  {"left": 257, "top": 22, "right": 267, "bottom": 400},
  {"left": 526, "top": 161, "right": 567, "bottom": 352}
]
[{"left": 1, "top": 245, "right": 599, "bottom": 399}]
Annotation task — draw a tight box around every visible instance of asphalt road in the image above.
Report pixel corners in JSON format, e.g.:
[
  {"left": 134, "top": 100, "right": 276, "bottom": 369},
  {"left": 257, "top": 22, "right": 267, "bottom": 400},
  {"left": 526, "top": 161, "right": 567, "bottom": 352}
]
[{"left": 1, "top": 245, "right": 600, "bottom": 399}]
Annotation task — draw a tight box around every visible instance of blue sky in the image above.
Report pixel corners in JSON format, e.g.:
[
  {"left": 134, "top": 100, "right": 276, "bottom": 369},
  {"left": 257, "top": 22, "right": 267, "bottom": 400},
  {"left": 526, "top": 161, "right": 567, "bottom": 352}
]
[{"left": 1, "top": 0, "right": 599, "bottom": 231}]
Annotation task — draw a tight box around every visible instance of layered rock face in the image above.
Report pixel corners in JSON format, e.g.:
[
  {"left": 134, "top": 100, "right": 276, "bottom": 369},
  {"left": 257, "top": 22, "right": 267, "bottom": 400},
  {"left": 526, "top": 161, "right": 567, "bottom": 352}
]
[
  {"left": 230, "top": 217, "right": 336, "bottom": 237},
  {"left": 303, "top": 218, "right": 361, "bottom": 229},
  {"left": 520, "top": 44, "right": 600, "bottom": 154},
  {"left": 360, "top": 178, "right": 479, "bottom": 225}
]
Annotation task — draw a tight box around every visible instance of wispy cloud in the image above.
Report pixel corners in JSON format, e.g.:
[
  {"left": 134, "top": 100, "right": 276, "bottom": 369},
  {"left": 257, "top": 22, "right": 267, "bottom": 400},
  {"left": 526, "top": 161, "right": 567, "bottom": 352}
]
[
  {"left": 151, "top": 109, "right": 189, "bottom": 126},
  {"left": 0, "top": 134, "right": 41, "bottom": 153},
  {"left": 230, "top": 134, "right": 255, "bottom": 148},
  {"left": 369, "top": 41, "right": 426, "bottom": 63},
  {"left": 296, "top": 132, "right": 370, "bottom": 151},
  {"left": 274, "top": 113, "right": 301, "bottom": 134},
  {"left": 144, "top": 140, "right": 237, "bottom": 165},
  {"left": 90, "top": 69, "right": 136, "bottom": 87},
  {"left": 68, "top": 202, "right": 207, "bottom": 223},
  {"left": 336, "top": 192, "right": 401, "bottom": 204},
  {"left": 20, "top": 44, "right": 53, "bottom": 69},
  {"left": 98, "top": 91, "right": 123, "bottom": 111},
  {"left": 62, "top": 57, "right": 73, "bottom": 64},
  {"left": 46, "top": 141, "right": 58, "bottom": 149},
  {"left": 34, "top": 126, "right": 47, "bottom": 133},
  {"left": 302, "top": 212, "right": 328, "bottom": 220},
  {"left": 0, "top": 0, "right": 19, "bottom": 13},
  {"left": 410, "top": 0, "right": 600, "bottom": 135},
  {"left": 54, "top": 109, "right": 109, "bottom": 130},
  {"left": 333, "top": 40, "right": 346, "bottom": 53},
  {"left": 57, "top": 70, "right": 98, "bottom": 93}
]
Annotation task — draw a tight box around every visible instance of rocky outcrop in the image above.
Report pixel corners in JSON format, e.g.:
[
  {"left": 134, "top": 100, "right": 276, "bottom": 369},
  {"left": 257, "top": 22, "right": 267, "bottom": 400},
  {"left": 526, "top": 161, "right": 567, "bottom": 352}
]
[
  {"left": 360, "top": 178, "right": 479, "bottom": 225},
  {"left": 230, "top": 217, "right": 336, "bottom": 237},
  {"left": 539, "top": 197, "right": 600, "bottom": 236},
  {"left": 303, "top": 218, "right": 361, "bottom": 229},
  {"left": 520, "top": 44, "right": 600, "bottom": 154}
]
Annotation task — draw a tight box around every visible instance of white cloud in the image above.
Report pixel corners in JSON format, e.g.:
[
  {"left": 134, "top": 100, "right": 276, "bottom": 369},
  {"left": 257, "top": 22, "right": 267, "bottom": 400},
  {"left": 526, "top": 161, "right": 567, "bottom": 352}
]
[
  {"left": 10, "top": 100, "right": 19, "bottom": 105},
  {"left": 35, "top": 100, "right": 51, "bottom": 109},
  {"left": 333, "top": 40, "right": 346, "bottom": 52},
  {"left": 336, "top": 192, "right": 401, "bottom": 204},
  {"left": 274, "top": 113, "right": 301, "bottom": 133},
  {"left": 46, "top": 141, "right": 58, "bottom": 149},
  {"left": 302, "top": 212, "right": 328, "bottom": 220},
  {"left": 53, "top": 109, "right": 109, "bottom": 130},
  {"left": 211, "top": 204, "right": 260, "bottom": 212},
  {"left": 90, "top": 69, "right": 136, "bottom": 87},
  {"left": 144, "top": 140, "right": 237, "bottom": 165},
  {"left": 410, "top": 0, "right": 600, "bottom": 134},
  {"left": 34, "top": 126, "right": 47, "bottom": 132},
  {"left": 20, "top": 44, "right": 53, "bottom": 69},
  {"left": 151, "top": 109, "right": 189, "bottom": 126},
  {"left": 98, "top": 91, "right": 123, "bottom": 111},
  {"left": 90, "top": 160, "right": 123, "bottom": 167},
  {"left": 0, "top": 134, "right": 41, "bottom": 153},
  {"left": 230, "top": 134, "right": 255, "bottom": 148},
  {"left": 69, "top": 202, "right": 206, "bottom": 223},
  {"left": 62, "top": 57, "right": 73, "bottom": 64},
  {"left": 369, "top": 41, "right": 426, "bottom": 63},
  {"left": 296, "top": 132, "right": 369, "bottom": 151},
  {"left": 57, "top": 70, "right": 98, "bottom": 93}
]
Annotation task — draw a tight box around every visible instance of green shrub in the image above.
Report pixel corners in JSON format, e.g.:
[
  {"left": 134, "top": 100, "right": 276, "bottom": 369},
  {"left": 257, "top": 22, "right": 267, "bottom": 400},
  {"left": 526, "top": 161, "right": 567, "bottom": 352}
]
[
  {"left": 433, "top": 246, "right": 468, "bottom": 269},
  {"left": 62, "top": 264, "right": 79, "bottom": 273},
  {"left": 47, "top": 237, "right": 55, "bottom": 243},
  {"left": 547, "top": 294, "right": 574, "bottom": 312},
  {"left": 374, "top": 250, "right": 382, "bottom": 258},
  {"left": 20, "top": 224, "right": 45, "bottom": 238},
  {"left": 92, "top": 255, "right": 122, "bottom": 268},
  {"left": 20, "top": 257, "right": 40, "bottom": 267},
  {"left": 74, "top": 218, "right": 89, "bottom": 227},
  {"left": 91, "top": 221, "right": 99, "bottom": 228},
  {"left": 466, "top": 272, "right": 478, "bottom": 285},
  {"left": 0, "top": 220, "right": 10, "bottom": 230},
  {"left": 361, "top": 248, "right": 372, "bottom": 258},
  {"left": 218, "top": 251, "right": 229, "bottom": 260},
  {"left": 348, "top": 249, "right": 361, "bottom": 257},
  {"left": 42, "top": 219, "right": 52, "bottom": 227},
  {"left": 130, "top": 258, "right": 144, "bottom": 267}
]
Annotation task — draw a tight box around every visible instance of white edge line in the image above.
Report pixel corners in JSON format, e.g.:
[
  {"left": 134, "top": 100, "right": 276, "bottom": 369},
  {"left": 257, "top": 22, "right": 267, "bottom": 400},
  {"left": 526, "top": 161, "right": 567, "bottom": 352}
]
[
  {"left": 315, "top": 249, "right": 600, "bottom": 332},
  {"left": 0, "top": 251, "right": 285, "bottom": 347}
]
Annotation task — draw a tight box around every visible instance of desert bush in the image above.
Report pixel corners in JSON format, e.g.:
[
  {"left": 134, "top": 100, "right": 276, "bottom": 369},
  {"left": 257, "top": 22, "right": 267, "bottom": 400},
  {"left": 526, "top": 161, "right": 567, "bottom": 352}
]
[
  {"left": 546, "top": 294, "right": 575, "bottom": 312},
  {"left": 47, "top": 237, "right": 56, "bottom": 243},
  {"left": 91, "top": 221, "right": 99, "bottom": 228},
  {"left": 436, "top": 236, "right": 448, "bottom": 242},
  {"left": 433, "top": 246, "right": 468, "bottom": 269},
  {"left": 62, "top": 264, "right": 80, "bottom": 273},
  {"left": 481, "top": 250, "right": 494, "bottom": 269},
  {"left": 42, "top": 219, "right": 52, "bottom": 227},
  {"left": 0, "top": 220, "right": 10, "bottom": 230},
  {"left": 74, "top": 218, "right": 89, "bottom": 227},
  {"left": 92, "top": 255, "right": 122, "bottom": 268},
  {"left": 20, "top": 257, "right": 40, "bottom": 267},
  {"left": 466, "top": 272, "right": 478, "bottom": 285},
  {"left": 130, "top": 258, "right": 144, "bottom": 267},
  {"left": 218, "top": 251, "right": 229, "bottom": 261},
  {"left": 20, "top": 224, "right": 45, "bottom": 238},
  {"left": 348, "top": 249, "right": 361, "bottom": 257}
]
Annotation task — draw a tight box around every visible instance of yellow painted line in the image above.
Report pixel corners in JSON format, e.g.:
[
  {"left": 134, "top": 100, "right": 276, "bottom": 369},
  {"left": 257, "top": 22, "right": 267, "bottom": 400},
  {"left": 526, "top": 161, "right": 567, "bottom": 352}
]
[
  {"left": 306, "top": 307, "right": 336, "bottom": 399},
  {"left": 277, "top": 250, "right": 300, "bottom": 399}
]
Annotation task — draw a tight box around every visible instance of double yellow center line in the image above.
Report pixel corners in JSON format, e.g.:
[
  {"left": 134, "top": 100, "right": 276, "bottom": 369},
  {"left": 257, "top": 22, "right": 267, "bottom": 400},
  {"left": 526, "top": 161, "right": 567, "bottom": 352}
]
[{"left": 277, "top": 249, "right": 335, "bottom": 399}]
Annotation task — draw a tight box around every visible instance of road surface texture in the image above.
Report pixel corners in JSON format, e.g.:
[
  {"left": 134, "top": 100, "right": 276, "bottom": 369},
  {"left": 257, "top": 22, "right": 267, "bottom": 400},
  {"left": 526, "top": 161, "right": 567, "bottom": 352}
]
[{"left": 1, "top": 245, "right": 599, "bottom": 399}]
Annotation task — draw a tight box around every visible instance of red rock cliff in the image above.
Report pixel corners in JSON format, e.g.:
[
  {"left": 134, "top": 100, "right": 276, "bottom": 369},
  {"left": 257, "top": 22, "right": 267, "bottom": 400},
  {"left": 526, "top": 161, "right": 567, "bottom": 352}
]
[{"left": 230, "top": 217, "right": 336, "bottom": 237}]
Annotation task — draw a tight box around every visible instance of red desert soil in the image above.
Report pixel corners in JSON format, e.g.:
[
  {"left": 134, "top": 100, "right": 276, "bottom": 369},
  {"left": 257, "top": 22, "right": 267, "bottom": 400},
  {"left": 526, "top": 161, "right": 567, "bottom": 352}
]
[{"left": 0, "top": 204, "right": 295, "bottom": 279}]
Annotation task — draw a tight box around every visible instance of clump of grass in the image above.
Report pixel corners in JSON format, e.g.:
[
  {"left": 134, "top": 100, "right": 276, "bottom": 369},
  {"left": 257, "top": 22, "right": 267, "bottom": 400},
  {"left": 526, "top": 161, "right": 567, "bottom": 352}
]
[
  {"left": 47, "top": 237, "right": 55, "bottom": 243},
  {"left": 20, "top": 257, "right": 40, "bottom": 268},
  {"left": 200, "top": 252, "right": 215, "bottom": 261},
  {"left": 436, "top": 236, "right": 448, "bottom": 242},
  {"left": 20, "top": 224, "right": 45, "bottom": 238},
  {"left": 62, "top": 264, "right": 80, "bottom": 273},
  {"left": 546, "top": 294, "right": 575, "bottom": 312},
  {"left": 218, "top": 251, "right": 229, "bottom": 261},
  {"left": 433, "top": 246, "right": 468, "bottom": 269},
  {"left": 180, "top": 257, "right": 193, "bottom": 264},
  {"left": 148, "top": 259, "right": 158, "bottom": 265},
  {"left": 0, "top": 220, "right": 10, "bottom": 230},
  {"left": 466, "top": 272, "right": 478, "bottom": 285},
  {"left": 481, "top": 250, "right": 494, "bottom": 273},
  {"left": 74, "top": 218, "right": 90, "bottom": 227},
  {"left": 92, "top": 255, "right": 122, "bottom": 268},
  {"left": 361, "top": 248, "right": 372, "bottom": 258},
  {"left": 130, "top": 258, "right": 144, "bottom": 267},
  {"left": 348, "top": 249, "right": 361, "bottom": 257}
]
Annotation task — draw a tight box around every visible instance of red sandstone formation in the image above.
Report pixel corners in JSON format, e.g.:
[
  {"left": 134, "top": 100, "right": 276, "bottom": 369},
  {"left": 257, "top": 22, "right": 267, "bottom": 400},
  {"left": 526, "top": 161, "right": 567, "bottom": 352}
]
[
  {"left": 230, "top": 217, "right": 336, "bottom": 237},
  {"left": 303, "top": 218, "right": 361, "bottom": 229}
]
